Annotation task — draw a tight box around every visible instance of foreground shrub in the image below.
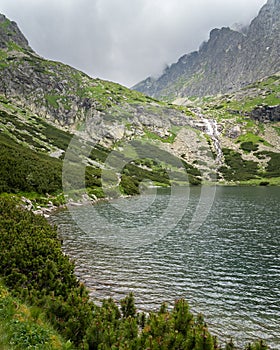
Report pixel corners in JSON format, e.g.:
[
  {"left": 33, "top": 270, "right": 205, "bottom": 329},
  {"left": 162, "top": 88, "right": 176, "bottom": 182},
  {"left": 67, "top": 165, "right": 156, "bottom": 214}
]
[{"left": 0, "top": 197, "right": 93, "bottom": 346}]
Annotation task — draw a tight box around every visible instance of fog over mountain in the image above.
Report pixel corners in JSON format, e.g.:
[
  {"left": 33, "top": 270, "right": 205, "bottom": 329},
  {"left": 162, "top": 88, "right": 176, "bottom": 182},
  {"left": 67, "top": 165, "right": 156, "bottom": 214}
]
[
  {"left": 0, "top": 0, "right": 266, "bottom": 87},
  {"left": 133, "top": 0, "right": 280, "bottom": 98}
]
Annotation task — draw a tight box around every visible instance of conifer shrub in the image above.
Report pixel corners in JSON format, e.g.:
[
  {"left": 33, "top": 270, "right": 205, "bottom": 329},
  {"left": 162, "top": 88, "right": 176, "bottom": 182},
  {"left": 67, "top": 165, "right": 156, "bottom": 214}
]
[
  {"left": 255, "top": 151, "right": 280, "bottom": 178},
  {"left": 219, "top": 148, "right": 259, "bottom": 181},
  {"left": 240, "top": 141, "right": 259, "bottom": 153},
  {"left": 0, "top": 134, "right": 62, "bottom": 194},
  {"left": 0, "top": 197, "right": 94, "bottom": 346}
]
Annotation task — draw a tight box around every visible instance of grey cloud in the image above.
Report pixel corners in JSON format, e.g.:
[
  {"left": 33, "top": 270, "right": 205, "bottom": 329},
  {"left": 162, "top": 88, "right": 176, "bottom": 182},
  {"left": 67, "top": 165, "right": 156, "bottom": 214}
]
[{"left": 0, "top": 0, "right": 267, "bottom": 87}]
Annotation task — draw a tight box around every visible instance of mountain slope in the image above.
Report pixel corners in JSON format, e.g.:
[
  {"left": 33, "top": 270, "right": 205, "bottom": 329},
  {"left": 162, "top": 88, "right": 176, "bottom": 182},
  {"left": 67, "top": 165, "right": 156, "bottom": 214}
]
[
  {"left": 0, "top": 14, "right": 32, "bottom": 51},
  {"left": 133, "top": 0, "right": 280, "bottom": 99},
  {"left": 0, "top": 11, "right": 279, "bottom": 191},
  {"left": 0, "top": 13, "right": 204, "bottom": 198},
  {"left": 179, "top": 73, "right": 280, "bottom": 184},
  {"left": 0, "top": 13, "right": 195, "bottom": 148}
]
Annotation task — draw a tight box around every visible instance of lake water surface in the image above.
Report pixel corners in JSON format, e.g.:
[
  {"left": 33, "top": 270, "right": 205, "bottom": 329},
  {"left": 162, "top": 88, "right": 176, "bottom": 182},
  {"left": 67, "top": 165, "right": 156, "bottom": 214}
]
[{"left": 51, "top": 186, "right": 280, "bottom": 348}]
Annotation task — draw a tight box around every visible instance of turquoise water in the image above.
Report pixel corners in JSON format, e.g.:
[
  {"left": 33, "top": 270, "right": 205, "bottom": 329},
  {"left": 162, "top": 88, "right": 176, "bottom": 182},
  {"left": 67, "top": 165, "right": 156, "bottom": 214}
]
[{"left": 52, "top": 186, "right": 280, "bottom": 348}]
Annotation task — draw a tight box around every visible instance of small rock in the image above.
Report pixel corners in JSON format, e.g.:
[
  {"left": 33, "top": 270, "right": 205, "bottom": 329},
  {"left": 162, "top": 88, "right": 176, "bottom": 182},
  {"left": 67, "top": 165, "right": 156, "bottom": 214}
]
[{"left": 227, "top": 125, "right": 241, "bottom": 138}]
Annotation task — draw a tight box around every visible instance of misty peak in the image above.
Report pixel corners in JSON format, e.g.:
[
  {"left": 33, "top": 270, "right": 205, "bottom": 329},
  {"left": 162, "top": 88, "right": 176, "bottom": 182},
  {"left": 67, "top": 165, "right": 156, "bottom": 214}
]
[
  {"left": 133, "top": 0, "right": 280, "bottom": 98},
  {"left": 209, "top": 27, "right": 242, "bottom": 41}
]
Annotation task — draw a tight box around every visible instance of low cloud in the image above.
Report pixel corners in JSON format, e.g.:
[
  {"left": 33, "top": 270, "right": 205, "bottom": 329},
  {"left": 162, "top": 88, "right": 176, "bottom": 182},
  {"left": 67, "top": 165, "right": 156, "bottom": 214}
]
[{"left": 0, "top": 0, "right": 267, "bottom": 87}]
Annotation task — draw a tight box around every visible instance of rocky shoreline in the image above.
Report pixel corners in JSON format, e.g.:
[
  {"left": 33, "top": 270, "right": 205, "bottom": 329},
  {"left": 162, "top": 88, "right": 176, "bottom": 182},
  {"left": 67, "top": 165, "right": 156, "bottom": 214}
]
[
  {"left": 21, "top": 196, "right": 63, "bottom": 218},
  {"left": 21, "top": 194, "right": 112, "bottom": 218}
]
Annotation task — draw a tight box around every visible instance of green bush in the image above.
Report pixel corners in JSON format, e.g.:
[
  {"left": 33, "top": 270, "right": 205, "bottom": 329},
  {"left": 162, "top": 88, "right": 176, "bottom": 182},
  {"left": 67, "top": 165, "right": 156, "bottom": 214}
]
[
  {"left": 255, "top": 151, "right": 280, "bottom": 178},
  {"left": 0, "top": 282, "right": 75, "bottom": 349},
  {"left": 219, "top": 148, "right": 259, "bottom": 181},
  {"left": 0, "top": 134, "right": 62, "bottom": 194},
  {"left": 240, "top": 142, "right": 259, "bottom": 153},
  {"left": 0, "top": 198, "right": 93, "bottom": 346}
]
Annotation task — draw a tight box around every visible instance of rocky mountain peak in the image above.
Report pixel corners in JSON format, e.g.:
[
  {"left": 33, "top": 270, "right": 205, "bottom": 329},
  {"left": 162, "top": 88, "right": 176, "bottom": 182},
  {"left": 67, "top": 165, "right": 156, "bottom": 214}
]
[
  {"left": 0, "top": 13, "right": 32, "bottom": 51},
  {"left": 209, "top": 27, "right": 237, "bottom": 39},
  {"left": 133, "top": 0, "right": 280, "bottom": 99},
  {"left": 249, "top": 0, "right": 280, "bottom": 33},
  {"left": 201, "top": 27, "right": 245, "bottom": 55}
]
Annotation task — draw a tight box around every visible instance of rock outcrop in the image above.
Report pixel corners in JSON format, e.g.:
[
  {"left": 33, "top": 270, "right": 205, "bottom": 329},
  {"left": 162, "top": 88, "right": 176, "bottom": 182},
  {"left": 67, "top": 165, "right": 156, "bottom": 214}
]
[
  {"left": 0, "top": 14, "right": 32, "bottom": 51},
  {"left": 250, "top": 105, "right": 280, "bottom": 122}
]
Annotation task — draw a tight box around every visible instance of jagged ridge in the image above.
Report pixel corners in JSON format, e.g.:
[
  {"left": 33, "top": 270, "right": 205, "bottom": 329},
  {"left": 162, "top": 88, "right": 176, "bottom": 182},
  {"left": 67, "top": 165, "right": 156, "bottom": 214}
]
[{"left": 133, "top": 0, "right": 280, "bottom": 99}]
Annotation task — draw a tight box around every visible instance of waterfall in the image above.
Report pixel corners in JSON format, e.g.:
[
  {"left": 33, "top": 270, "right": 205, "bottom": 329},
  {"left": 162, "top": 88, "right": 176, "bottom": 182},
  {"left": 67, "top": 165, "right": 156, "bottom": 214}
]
[
  {"left": 202, "top": 117, "right": 223, "bottom": 164},
  {"left": 192, "top": 108, "right": 223, "bottom": 164}
]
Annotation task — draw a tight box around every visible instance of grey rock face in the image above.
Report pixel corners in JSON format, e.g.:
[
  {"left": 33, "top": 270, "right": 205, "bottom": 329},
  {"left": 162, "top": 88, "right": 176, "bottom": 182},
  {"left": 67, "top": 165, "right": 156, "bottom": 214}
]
[
  {"left": 250, "top": 105, "right": 280, "bottom": 122},
  {"left": 133, "top": 0, "right": 280, "bottom": 99},
  {"left": 0, "top": 14, "right": 32, "bottom": 51}
]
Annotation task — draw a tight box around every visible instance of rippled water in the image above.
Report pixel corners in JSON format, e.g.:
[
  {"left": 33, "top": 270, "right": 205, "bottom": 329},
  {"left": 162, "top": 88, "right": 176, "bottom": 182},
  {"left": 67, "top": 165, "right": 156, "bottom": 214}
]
[{"left": 51, "top": 186, "right": 280, "bottom": 348}]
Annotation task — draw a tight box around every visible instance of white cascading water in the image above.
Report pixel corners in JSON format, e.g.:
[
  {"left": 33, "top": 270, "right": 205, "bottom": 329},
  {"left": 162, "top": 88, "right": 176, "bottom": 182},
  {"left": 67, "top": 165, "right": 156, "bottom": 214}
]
[
  {"left": 201, "top": 117, "right": 223, "bottom": 164},
  {"left": 192, "top": 108, "right": 223, "bottom": 164}
]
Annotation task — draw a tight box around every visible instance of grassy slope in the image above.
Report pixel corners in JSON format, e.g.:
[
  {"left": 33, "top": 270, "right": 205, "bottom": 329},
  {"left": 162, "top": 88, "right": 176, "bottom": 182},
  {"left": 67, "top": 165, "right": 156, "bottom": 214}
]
[
  {"left": 0, "top": 35, "right": 200, "bottom": 197},
  {"left": 0, "top": 35, "right": 192, "bottom": 129}
]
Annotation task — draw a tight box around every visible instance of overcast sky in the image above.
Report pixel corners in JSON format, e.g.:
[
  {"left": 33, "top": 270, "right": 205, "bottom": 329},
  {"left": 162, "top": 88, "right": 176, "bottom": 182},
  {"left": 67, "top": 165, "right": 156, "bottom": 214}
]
[{"left": 0, "top": 0, "right": 267, "bottom": 87}]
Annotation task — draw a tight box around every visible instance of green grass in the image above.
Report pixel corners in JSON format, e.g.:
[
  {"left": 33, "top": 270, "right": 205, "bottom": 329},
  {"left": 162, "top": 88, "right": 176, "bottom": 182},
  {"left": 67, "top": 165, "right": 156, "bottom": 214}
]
[
  {"left": 144, "top": 128, "right": 177, "bottom": 143},
  {"left": 7, "top": 41, "right": 24, "bottom": 52},
  {"left": 31, "top": 116, "right": 73, "bottom": 151},
  {"left": 0, "top": 282, "right": 74, "bottom": 350},
  {"left": 197, "top": 74, "right": 280, "bottom": 125},
  {"left": 0, "top": 50, "right": 8, "bottom": 60},
  {"left": 45, "top": 94, "right": 60, "bottom": 108},
  {"left": 226, "top": 75, "right": 280, "bottom": 112},
  {"left": 237, "top": 177, "right": 280, "bottom": 186},
  {"left": 0, "top": 109, "right": 74, "bottom": 152},
  {"left": 0, "top": 18, "right": 11, "bottom": 31},
  {"left": 45, "top": 94, "right": 71, "bottom": 110},
  {"left": 273, "top": 126, "right": 280, "bottom": 136},
  {"left": 0, "top": 49, "right": 8, "bottom": 69},
  {"left": 0, "top": 61, "right": 9, "bottom": 69}
]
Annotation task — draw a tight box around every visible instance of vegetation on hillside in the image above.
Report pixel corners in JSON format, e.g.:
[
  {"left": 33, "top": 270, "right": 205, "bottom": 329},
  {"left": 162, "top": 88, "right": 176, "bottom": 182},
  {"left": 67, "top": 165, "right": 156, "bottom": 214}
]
[
  {"left": 0, "top": 130, "right": 180, "bottom": 199},
  {"left": 218, "top": 147, "right": 280, "bottom": 184},
  {"left": 0, "top": 132, "right": 62, "bottom": 194},
  {"left": 0, "top": 104, "right": 202, "bottom": 202},
  {"left": 194, "top": 74, "right": 280, "bottom": 114}
]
